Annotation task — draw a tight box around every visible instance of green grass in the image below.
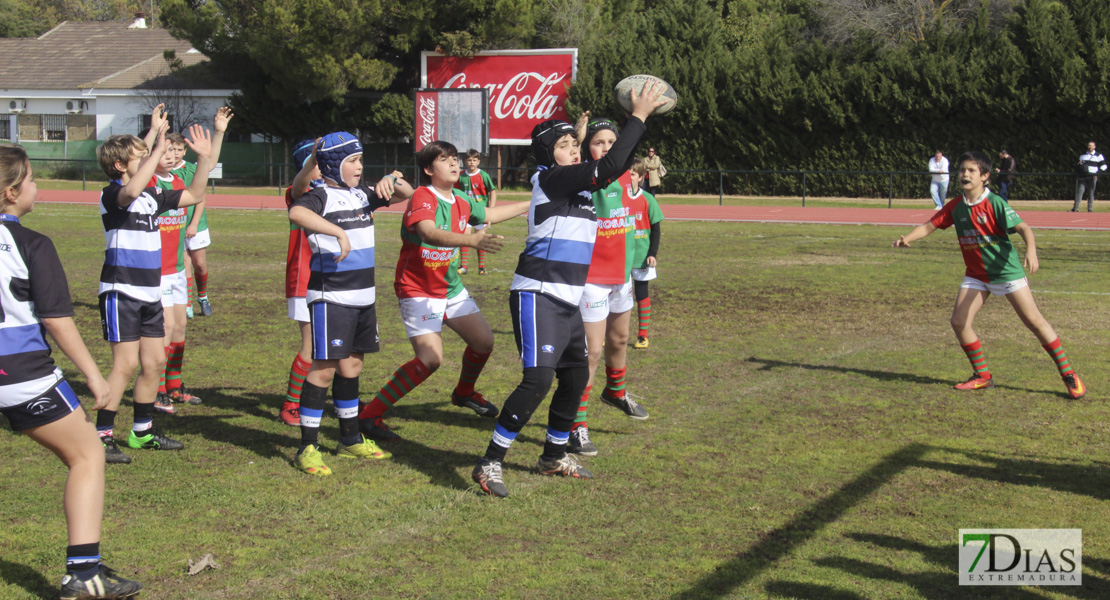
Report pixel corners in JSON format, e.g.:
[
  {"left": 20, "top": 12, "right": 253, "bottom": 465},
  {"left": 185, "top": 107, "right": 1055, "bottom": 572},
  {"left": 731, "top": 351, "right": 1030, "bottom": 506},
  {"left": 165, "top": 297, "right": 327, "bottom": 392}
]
[{"left": 2, "top": 204, "right": 1109, "bottom": 599}]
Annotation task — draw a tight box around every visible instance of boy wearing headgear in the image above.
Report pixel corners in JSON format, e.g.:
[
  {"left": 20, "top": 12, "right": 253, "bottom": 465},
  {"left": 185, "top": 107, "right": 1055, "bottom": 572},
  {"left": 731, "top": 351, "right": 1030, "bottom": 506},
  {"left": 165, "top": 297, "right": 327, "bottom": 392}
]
[
  {"left": 286, "top": 132, "right": 414, "bottom": 476},
  {"left": 471, "top": 83, "right": 666, "bottom": 497}
]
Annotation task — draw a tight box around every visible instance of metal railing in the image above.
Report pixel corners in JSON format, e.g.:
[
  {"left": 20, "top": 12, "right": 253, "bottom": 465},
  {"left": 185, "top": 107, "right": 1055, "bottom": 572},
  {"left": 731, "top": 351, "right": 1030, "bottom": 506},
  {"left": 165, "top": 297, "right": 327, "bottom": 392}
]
[{"left": 27, "top": 158, "right": 1090, "bottom": 203}]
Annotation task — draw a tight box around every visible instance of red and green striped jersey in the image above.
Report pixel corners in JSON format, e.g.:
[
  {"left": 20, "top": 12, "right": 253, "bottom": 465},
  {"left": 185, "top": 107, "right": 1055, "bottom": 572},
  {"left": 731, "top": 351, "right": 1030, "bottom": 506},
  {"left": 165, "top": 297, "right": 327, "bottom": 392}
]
[
  {"left": 284, "top": 186, "right": 312, "bottom": 298},
  {"left": 930, "top": 190, "right": 1026, "bottom": 283},
  {"left": 628, "top": 186, "right": 663, "bottom": 268},
  {"left": 586, "top": 171, "right": 636, "bottom": 284},
  {"left": 172, "top": 161, "right": 208, "bottom": 233},
  {"left": 395, "top": 186, "right": 487, "bottom": 299},
  {"left": 152, "top": 173, "right": 187, "bottom": 275},
  {"left": 454, "top": 169, "right": 497, "bottom": 205}
]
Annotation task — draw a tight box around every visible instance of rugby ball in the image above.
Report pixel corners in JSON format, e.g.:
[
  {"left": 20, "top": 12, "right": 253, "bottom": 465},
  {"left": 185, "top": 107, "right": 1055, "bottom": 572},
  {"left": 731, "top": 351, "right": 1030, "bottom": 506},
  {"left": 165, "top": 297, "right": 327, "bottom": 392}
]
[{"left": 614, "top": 74, "right": 678, "bottom": 116}]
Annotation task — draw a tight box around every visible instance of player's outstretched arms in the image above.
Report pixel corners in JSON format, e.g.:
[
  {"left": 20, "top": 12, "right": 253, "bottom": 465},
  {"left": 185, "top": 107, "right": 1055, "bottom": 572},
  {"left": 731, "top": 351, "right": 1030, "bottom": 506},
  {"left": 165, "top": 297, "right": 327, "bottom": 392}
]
[
  {"left": 484, "top": 201, "right": 529, "bottom": 224},
  {"left": 892, "top": 223, "right": 936, "bottom": 248}
]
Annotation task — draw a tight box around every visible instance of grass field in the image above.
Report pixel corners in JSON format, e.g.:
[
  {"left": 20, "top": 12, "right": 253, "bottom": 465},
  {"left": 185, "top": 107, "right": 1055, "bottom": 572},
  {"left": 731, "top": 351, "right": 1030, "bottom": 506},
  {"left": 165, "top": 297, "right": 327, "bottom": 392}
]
[{"left": 2, "top": 204, "right": 1109, "bottom": 599}]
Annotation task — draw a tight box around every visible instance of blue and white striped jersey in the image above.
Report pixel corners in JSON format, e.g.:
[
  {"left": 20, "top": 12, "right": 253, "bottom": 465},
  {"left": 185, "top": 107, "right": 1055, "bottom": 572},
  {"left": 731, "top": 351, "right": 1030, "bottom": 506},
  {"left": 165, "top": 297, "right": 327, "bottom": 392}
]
[
  {"left": 0, "top": 215, "right": 75, "bottom": 406},
  {"left": 293, "top": 184, "right": 390, "bottom": 307},
  {"left": 511, "top": 117, "right": 647, "bottom": 307},
  {"left": 98, "top": 181, "right": 181, "bottom": 302}
]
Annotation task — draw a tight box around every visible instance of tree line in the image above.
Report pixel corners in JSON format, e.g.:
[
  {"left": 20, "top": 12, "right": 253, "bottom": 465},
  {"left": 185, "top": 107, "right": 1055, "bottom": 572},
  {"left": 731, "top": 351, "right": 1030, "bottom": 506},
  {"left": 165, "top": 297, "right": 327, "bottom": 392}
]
[{"left": 5, "top": 0, "right": 1108, "bottom": 197}]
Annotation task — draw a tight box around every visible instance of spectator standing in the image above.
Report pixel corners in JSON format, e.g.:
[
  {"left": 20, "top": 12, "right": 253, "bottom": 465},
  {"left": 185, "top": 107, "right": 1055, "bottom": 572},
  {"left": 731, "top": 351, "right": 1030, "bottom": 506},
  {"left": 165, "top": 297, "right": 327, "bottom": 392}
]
[
  {"left": 928, "top": 150, "right": 949, "bottom": 209},
  {"left": 1071, "top": 141, "right": 1106, "bottom": 213},
  {"left": 643, "top": 147, "right": 664, "bottom": 195},
  {"left": 994, "top": 150, "right": 1016, "bottom": 201}
]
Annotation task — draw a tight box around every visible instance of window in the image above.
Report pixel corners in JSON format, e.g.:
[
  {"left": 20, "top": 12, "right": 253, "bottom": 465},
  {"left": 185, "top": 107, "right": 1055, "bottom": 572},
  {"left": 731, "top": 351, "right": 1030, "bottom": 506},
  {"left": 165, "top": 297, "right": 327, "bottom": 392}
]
[
  {"left": 43, "top": 114, "right": 67, "bottom": 142},
  {"left": 0, "top": 118, "right": 10, "bottom": 141},
  {"left": 139, "top": 113, "right": 175, "bottom": 136}
]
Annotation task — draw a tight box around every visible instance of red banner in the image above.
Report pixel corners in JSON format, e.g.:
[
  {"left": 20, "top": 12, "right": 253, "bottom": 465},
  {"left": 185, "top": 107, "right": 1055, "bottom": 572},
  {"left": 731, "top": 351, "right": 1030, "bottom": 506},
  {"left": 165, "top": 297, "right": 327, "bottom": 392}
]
[
  {"left": 413, "top": 90, "right": 437, "bottom": 152},
  {"left": 422, "top": 49, "right": 578, "bottom": 145}
]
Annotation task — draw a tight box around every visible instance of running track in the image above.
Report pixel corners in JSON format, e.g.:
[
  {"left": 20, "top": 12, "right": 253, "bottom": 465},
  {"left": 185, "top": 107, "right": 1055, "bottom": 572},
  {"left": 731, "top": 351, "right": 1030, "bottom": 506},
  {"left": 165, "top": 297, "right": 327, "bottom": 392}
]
[{"left": 37, "top": 190, "right": 1110, "bottom": 231}]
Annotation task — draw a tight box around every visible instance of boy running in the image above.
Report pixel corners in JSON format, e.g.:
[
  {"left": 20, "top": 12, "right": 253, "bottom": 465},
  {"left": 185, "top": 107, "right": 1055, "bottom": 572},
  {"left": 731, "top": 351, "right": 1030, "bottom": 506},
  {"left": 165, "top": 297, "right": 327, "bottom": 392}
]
[
  {"left": 356, "top": 141, "right": 527, "bottom": 443},
  {"left": 453, "top": 148, "right": 498, "bottom": 275},
  {"left": 893, "top": 150, "right": 1086, "bottom": 399}
]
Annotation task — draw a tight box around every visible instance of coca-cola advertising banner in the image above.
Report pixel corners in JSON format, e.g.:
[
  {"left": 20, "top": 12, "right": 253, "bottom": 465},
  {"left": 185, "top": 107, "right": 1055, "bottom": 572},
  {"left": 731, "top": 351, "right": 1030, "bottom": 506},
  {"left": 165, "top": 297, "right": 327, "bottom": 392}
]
[{"left": 421, "top": 48, "right": 578, "bottom": 145}]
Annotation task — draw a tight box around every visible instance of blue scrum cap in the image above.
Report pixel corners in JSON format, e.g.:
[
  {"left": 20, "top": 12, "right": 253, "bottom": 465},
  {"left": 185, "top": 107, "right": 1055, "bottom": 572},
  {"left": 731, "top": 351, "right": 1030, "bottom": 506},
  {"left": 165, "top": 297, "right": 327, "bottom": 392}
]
[
  {"left": 292, "top": 139, "right": 316, "bottom": 168},
  {"left": 531, "top": 119, "right": 576, "bottom": 168},
  {"left": 315, "top": 132, "right": 363, "bottom": 183}
]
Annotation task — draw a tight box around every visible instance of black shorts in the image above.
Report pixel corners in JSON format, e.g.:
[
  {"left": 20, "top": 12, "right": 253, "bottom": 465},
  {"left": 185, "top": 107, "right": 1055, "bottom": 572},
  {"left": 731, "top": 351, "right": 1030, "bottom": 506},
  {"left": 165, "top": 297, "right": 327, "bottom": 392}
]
[
  {"left": 509, "top": 291, "right": 588, "bottom": 370},
  {"left": 99, "top": 292, "right": 164, "bottom": 342},
  {"left": 309, "top": 302, "right": 380, "bottom": 360},
  {"left": 1, "top": 379, "right": 83, "bottom": 431}
]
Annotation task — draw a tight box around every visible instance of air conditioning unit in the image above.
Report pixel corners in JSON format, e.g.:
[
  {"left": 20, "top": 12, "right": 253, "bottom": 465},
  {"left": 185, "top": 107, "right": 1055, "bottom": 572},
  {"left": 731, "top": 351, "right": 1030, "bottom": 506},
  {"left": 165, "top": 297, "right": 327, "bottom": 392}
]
[
  {"left": 8, "top": 99, "right": 26, "bottom": 114},
  {"left": 66, "top": 99, "right": 88, "bottom": 114}
]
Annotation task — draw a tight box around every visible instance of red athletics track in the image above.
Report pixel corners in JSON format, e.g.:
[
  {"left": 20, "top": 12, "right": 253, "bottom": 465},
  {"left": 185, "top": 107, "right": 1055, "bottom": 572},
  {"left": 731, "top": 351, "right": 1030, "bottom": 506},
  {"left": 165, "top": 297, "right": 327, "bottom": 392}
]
[{"left": 35, "top": 189, "right": 1110, "bottom": 231}]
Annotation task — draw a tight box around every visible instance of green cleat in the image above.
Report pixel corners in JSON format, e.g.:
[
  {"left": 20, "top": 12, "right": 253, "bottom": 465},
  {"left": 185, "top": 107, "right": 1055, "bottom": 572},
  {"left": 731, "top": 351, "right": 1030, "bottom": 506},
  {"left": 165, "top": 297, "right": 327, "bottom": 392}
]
[
  {"left": 126, "top": 430, "right": 184, "bottom": 450},
  {"left": 335, "top": 435, "right": 392, "bottom": 460},
  {"left": 295, "top": 444, "right": 332, "bottom": 476}
]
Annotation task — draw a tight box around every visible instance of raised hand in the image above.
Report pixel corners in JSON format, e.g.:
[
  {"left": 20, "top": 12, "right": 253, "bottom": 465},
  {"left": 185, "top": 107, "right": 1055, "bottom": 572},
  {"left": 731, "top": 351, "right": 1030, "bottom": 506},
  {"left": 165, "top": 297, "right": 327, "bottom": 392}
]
[
  {"left": 150, "top": 103, "right": 168, "bottom": 132},
  {"left": 184, "top": 123, "right": 213, "bottom": 159},
  {"left": 213, "top": 106, "right": 234, "bottom": 133},
  {"left": 630, "top": 81, "right": 667, "bottom": 121}
]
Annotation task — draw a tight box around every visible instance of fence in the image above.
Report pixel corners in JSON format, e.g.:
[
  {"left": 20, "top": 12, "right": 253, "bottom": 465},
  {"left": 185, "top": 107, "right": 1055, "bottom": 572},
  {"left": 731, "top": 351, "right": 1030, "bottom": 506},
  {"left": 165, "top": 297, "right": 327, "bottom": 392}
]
[{"left": 27, "top": 157, "right": 1088, "bottom": 203}]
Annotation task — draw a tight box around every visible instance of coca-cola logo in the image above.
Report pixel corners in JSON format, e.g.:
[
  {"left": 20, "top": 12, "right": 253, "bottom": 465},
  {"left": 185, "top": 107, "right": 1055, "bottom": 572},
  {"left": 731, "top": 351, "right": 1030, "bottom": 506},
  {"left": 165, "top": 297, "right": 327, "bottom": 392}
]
[
  {"left": 418, "top": 96, "right": 436, "bottom": 146},
  {"left": 444, "top": 71, "right": 567, "bottom": 120}
]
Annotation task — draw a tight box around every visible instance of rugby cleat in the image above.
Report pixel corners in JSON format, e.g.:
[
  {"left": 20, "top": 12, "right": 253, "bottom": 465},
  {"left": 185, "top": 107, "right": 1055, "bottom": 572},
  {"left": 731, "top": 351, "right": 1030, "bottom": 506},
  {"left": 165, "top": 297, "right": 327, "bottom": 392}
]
[
  {"left": 472, "top": 458, "right": 508, "bottom": 498},
  {"left": 101, "top": 437, "right": 132, "bottom": 465},
  {"left": 451, "top": 390, "right": 499, "bottom": 418},
  {"left": 536, "top": 453, "right": 593, "bottom": 479},
  {"left": 359, "top": 416, "right": 402, "bottom": 442},
  {"left": 600, "top": 391, "right": 649, "bottom": 420},
  {"left": 279, "top": 402, "right": 301, "bottom": 426},
  {"left": 153, "top": 392, "right": 175, "bottom": 415},
  {"left": 567, "top": 426, "right": 597, "bottom": 456},
  {"left": 335, "top": 435, "right": 391, "bottom": 460},
  {"left": 126, "top": 430, "right": 184, "bottom": 450},
  {"left": 198, "top": 297, "right": 213, "bottom": 317},
  {"left": 59, "top": 563, "right": 141, "bottom": 600},
  {"left": 954, "top": 374, "right": 994, "bottom": 391},
  {"left": 295, "top": 444, "right": 331, "bottom": 476},
  {"left": 1063, "top": 373, "right": 1087, "bottom": 399},
  {"left": 634, "top": 336, "right": 649, "bottom": 349}
]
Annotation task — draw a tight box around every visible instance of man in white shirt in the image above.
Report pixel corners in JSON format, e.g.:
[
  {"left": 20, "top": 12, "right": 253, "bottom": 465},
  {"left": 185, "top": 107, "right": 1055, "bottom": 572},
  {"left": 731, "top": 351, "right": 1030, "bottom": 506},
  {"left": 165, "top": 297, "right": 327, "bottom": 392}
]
[
  {"left": 1072, "top": 141, "right": 1107, "bottom": 213},
  {"left": 928, "top": 150, "right": 949, "bottom": 209}
]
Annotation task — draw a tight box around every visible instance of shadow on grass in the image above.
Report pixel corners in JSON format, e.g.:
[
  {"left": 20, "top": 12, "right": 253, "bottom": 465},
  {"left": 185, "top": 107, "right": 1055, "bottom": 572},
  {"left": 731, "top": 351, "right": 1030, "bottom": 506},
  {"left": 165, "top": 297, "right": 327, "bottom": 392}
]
[
  {"left": 159, "top": 389, "right": 297, "bottom": 459},
  {"left": 922, "top": 446, "right": 1110, "bottom": 502},
  {"left": 816, "top": 533, "right": 1110, "bottom": 599},
  {"left": 0, "top": 559, "right": 53, "bottom": 600},
  {"left": 390, "top": 402, "right": 620, "bottom": 438},
  {"left": 745, "top": 356, "right": 1048, "bottom": 394},
  {"left": 671, "top": 444, "right": 930, "bottom": 600},
  {"left": 674, "top": 444, "right": 1110, "bottom": 600}
]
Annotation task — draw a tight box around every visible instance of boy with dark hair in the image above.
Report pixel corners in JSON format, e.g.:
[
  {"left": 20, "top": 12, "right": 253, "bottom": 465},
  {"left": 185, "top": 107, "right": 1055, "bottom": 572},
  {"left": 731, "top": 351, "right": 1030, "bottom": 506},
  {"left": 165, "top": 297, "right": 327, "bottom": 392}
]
[
  {"left": 287, "top": 131, "right": 414, "bottom": 476},
  {"left": 453, "top": 148, "right": 498, "bottom": 275},
  {"left": 470, "top": 82, "right": 666, "bottom": 497},
  {"left": 627, "top": 158, "right": 663, "bottom": 350},
  {"left": 893, "top": 150, "right": 1086, "bottom": 399},
  {"left": 356, "top": 140, "right": 528, "bottom": 443},
  {"left": 94, "top": 104, "right": 217, "bottom": 463}
]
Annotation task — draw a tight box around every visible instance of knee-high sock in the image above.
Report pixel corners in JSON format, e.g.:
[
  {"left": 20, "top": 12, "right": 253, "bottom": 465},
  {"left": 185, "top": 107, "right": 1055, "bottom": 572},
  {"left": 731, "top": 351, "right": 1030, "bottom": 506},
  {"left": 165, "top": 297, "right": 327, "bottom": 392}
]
[
  {"left": 572, "top": 385, "right": 591, "bottom": 430},
  {"left": 454, "top": 346, "right": 491, "bottom": 397},
  {"left": 459, "top": 247, "right": 469, "bottom": 269},
  {"left": 187, "top": 276, "right": 196, "bottom": 306},
  {"left": 604, "top": 365, "right": 627, "bottom": 399},
  {"left": 543, "top": 366, "right": 589, "bottom": 460},
  {"left": 962, "top": 339, "right": 990, "bottom": 379},
  {"left": 285, "top": 354, "right": 311, "bottom": 404},
  {"left": 478, "top": 249, "right": 486, "bottom": 270},
  {"left": 165, "top": 341, "right": 185, "bottom": 391},
  {"left": 358, "top": 358, "right": 431, "bottom": 421},
  {"left": 196, "top": 271, "right": 209, "bottom": 299},
  {"left": 299, "top": 381, "right": 327, "bottom": 447},
  {"left": 1042, "top": 338, "right": 1075, "bottom": 376},
  {"left": 333, "top": 375, "right": 361, "bottom": 443}
]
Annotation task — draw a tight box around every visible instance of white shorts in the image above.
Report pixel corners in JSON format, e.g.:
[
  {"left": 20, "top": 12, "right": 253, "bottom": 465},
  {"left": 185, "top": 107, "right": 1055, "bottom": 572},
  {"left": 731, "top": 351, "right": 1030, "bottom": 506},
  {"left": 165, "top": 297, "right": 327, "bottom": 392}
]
[
  {"left": 580, "top": 281, "right": 634, "bottom": 323},
  {"left": 399, "top": 289, "right": 481, "bottom": 338},
  {"left": 160, "top": 271, "right": 187, "bottom": 307},
  {"left": 631, "top": 267, "right": 657, "bottom": 282},
  {"left": 960, "top": 276, "right": 1029, "bottom": 296},
  {"left": 288, "top": 297, "right": 309, "bottom": 322},
  {"left": 187, "top": 229, "right": 211, "bottom": 251}
]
